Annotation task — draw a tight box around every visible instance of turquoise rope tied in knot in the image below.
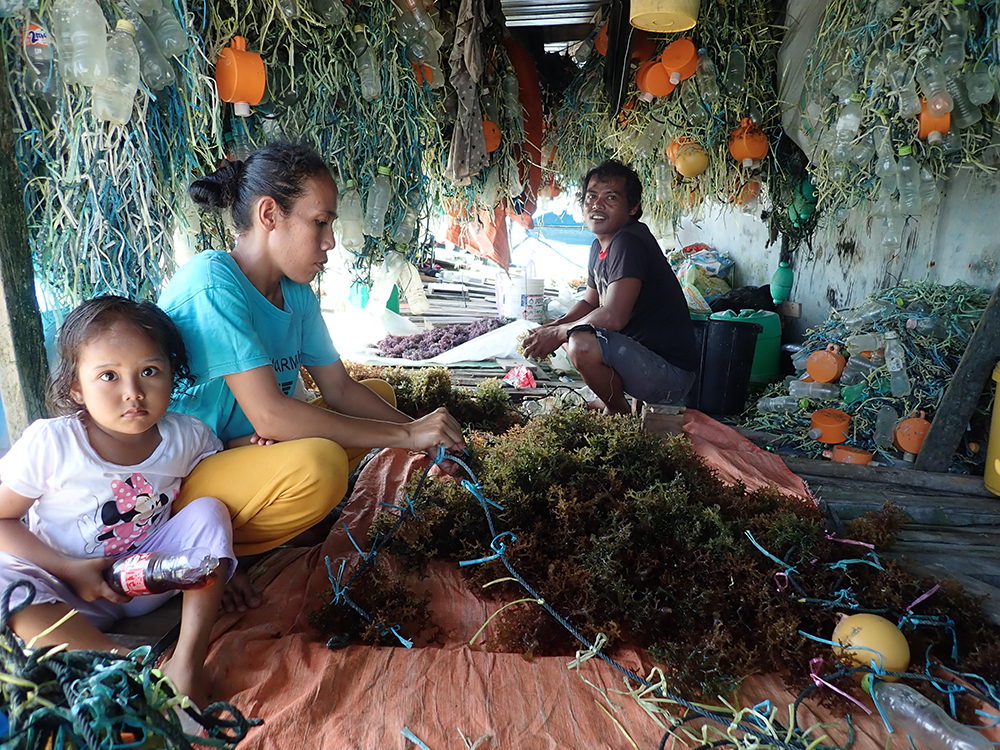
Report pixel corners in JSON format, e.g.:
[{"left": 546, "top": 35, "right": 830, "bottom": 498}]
[
  {"left": 459, "top": 531, "right": 518, "bottom": 568},
  {"left": 324, "top": 556, "right": 348, "bottom": 605},
  {"left": 826, "top": 553, "right": 884, "bottom": 572},
  {"left": 461, "top": 480, "right": 504, "bottom": 511}
]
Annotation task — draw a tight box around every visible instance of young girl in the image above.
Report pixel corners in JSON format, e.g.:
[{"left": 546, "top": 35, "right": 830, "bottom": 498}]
[{"left": 0, "top": 296, "right": 235, "bottom": 709}]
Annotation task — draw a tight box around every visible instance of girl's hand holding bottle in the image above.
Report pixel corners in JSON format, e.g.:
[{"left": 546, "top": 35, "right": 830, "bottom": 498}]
[{"left": 62, "top": 556, "right": 132, "bottom": 604}]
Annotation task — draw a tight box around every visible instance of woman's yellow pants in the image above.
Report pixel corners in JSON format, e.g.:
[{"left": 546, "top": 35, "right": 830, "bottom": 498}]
[{"left": 174, "top": 379, "right": 395, "bottom": 556}]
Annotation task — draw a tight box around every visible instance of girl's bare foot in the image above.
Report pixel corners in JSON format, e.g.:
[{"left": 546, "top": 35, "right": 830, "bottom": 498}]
[
  {"left": 161, "top": 652, "right": 209, "bottom": 711},
  {"left": 221, "top": 568, "right": 262, "bottom": 613}
]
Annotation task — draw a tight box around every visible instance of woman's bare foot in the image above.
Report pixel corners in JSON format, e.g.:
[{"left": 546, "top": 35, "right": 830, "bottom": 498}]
[{"left": 222, "top": 568, "right": 262, "bottom": 613}]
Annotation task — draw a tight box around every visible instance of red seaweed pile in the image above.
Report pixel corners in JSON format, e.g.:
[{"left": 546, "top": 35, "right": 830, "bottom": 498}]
[{"left": 375, "top": 318, "right": 509, "bottom": 360}]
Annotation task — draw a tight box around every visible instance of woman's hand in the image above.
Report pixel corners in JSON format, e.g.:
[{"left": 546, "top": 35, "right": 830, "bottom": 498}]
[
  {"left": 405, "top": 407, "right": 466, "bottom": 455},
  {"left": 62, "top": 557, "right": 132, "bottom": 604}
]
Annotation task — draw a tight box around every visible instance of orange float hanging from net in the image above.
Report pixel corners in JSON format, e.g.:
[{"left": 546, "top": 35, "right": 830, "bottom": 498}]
[
  {"left": 729, "top": 117, "right": 769, "bottom": 167},
  {"left": 917, "top": 98, "right": 951, "bottom": 144},
  {"left": 483, "top": 118, "right": 501, "bottom": 152},
  {"left": 631, "top": 29, "right": 657, "bottom": 64},
  {"left": 806, "top": 344, "right": 846, "bottom": 383},
  {"left": 216, "top": 36, "right": 267, "bottom": 111},
  {"left": 637, "top": 61, "right": 676, "bottom": 99},
  {"left": 659, "top": 38, "right": 698, "bottom": 85}
]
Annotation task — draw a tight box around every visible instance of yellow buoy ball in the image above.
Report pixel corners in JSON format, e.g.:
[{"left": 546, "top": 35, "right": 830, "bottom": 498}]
[
  {"left": 673, "top": 143, "right": 709, "bottom": 178},
  {"left": 831, "top": 613, "right": 909, "bottom": 681}
]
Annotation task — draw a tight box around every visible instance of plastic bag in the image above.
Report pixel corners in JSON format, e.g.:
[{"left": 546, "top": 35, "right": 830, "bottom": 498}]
[
  {"left": 693, "top": 273, "right": 731, "bottom": 304},
  {"left": 502, "top": 366, "right": 536, "bottom": 388},
  {"left": 682, "top": 244, "right": 735, "bottom": 279},
  {"left": 680, "top": 266, "right": 712, "bottom": 312}
]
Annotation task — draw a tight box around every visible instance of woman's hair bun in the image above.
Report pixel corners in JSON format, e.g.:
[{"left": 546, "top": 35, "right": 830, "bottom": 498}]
[{"left": 188, "top": 160, "right": 245, "bottom": 209}]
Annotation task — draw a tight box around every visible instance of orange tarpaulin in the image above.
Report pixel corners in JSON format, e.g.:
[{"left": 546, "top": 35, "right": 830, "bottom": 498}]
[{"left": 203, "top": 412, "right": 997, "bottom": 750}]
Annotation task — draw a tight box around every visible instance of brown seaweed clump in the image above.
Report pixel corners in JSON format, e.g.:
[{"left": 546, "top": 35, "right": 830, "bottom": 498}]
[{"left": 323, "top": 408, "right": 1000, "bottom": 700}]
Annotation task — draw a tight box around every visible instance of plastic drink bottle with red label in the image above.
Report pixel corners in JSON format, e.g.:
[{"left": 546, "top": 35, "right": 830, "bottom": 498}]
[{"left": 105, "top": 547, "right": 219, "bottom": 596}]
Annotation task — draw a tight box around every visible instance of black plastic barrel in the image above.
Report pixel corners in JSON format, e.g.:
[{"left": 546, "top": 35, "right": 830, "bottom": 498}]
[{"left": 684, "top": 319, "right": 763, "bottom": 416}]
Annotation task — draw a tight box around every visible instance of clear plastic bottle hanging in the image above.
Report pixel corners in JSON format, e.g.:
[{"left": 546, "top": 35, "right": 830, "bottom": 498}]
[
  {"left": 312, "top": 0, "right": 347, "bottom": 25},
  {"left": 945, "top": 72, "right": 981, "bottom": 129},
  {"left": 278, "top": 0, "right": 300, "bottom": 18},
  {"left": 120, "top": 3, "right": 175, "bottom": 91},
  {"left": 964, "top": 63, "right": 994, "bottom": 106},
  {"left": 129, "top": 0, "right": 162, "bottom": 16},
  {"left": 724, "top": 45, "right": 745, "bottom": 96},
  {"left": 654, "top": 158, "right": 672, "bottom": 203},
  {"left": 850, "top": 131, "right": 876, "bottom": 166},
  {"left": 65, "top": 0, "right": 108, "bottom": 86},
  {"left": 890, "top": 62, "right": 922, "bottom": 118},
  {"left": 21, "top": 15, "right": 59, "bottom": 103},
  {"left": 93, "top": 20, "right": 140, "bottom": 126},
  {"left": 694, "top": 49, "right": 720, "bottom": 109},
  {"left": 876, "top": 0, "right": 903, "bottom": 18},
  {"left": 915, "top": 53, "right": 954, "bottom": 116},
  {"left": 939, "top": 0, "right": 969, "bottom": 74},
  {"left": 352, "top": 25, "right": 382, "bottom": 101},
  {"left": 634, "top": 116, "right": 666, "bottom": 159},
  {"left": 883, "top": 330, "right": 911, "bottom": 397},
  {"left": 918, "top": 166, "right": 940, "bottom": 211},
  {"left": 873, "top": 406, "right": 898, "bottom": 450},
  {"left": 50, "top": 0, "right": 77, "bottom": 83},
  {"left": 338, "top": 179, "right": 365, "bottom": 250},
  {"left": 391, "top": 202, "right": 418, "bottom": 245},
  {"left": 679, "top": 80, "right": 708, "bottom": 126},
  {"left": 895, "top": 146, "right": 920, "bottom": 214},
  {"left": 363, "top": 166, "right": 394, "bottom": 237},
  {"left": 883, "top": 212, "right": 904, "bottom": 250},
  {"left": 831, "top": 93, "right": 864, "bottom": 161},
  {"left": 146, "top": 3, "right": 189, "bottom": 58}
]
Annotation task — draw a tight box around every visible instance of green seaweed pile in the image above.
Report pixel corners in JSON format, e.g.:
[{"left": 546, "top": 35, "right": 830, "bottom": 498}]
[
  {"left": 342, "top": 362, "right": 523, "bottom": 433},
  {"left": 313, "top": 408, "right": 1000, "bottom": 700}
]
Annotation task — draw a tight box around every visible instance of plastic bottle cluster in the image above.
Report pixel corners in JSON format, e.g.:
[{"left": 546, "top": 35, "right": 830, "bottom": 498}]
[
  {"left": 337, "top": 170, "right": 425, "bottom": 254},
  {"left": 21, "top": 0, "right": 189, "bottom": 124},
  {"left": 816, "top": 0, "right": 991, "bottom": 230}
]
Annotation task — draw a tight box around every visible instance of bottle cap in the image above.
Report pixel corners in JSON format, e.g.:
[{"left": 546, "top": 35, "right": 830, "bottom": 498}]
[
  {"left": 377, "top": 165, "right": 391, "bottom": 176},
  {"left": 927, "top": 130, "right": 943, "bottom": 145},
  {"left": 849, "top": 92, "right": 864, "bottom": 102},
  {"left": 779, "top": 261, "right": 789, "bottom": 267},
  {"left": 354, "top": 24, "right": 364, "bottom": 32},
  {"left": 669, "top": 72, "right": 680, "bottom": 84},
  {"left": 345, "top": 179, "right": 355, "bottom": 188},
  {"left": 234, "top": 101, "right": 251, "bottom": 117},
  {"left": 897, "top": 145, "right": 912, "bottom": 156},
  {"left": 807, "top": 427, "right": 823, "bottom": 440},
  {"left": 116, "top": 19, "right": 136, "bottom": 34}
]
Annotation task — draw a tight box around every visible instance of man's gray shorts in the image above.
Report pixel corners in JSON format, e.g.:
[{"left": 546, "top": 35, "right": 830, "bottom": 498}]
[{"left": 569, "top": 325, "right": 696, "bottom": 405}]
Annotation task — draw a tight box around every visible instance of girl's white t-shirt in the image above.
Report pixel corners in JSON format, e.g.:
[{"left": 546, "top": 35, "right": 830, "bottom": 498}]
[{"left": 0, "top": 412, "right": 222, "bottom": 559}]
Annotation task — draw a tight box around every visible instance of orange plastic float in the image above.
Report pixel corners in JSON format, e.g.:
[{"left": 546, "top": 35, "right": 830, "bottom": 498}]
[
  {"left": 483, "top": 117, "right": 501, "bottom": 152},
  {"left": 631, "top": 29, "right": 657, "bottom": 64},
  {"left": 215, "top": 36, "right": 266, "bottom": 116},
  {"left": 894, "top": 410, "right": 931, "bottom": 456},
  {"left": 659, "top": 38, "right": 698, "bottom": 85},
  {"left": 636, "top": 61, "right": 677, "bottom": 100},
  {"left": 917, "top": 98, "right": 951, "bottom": 144},
  {"left": 806, "top": 344, "right": 846, "bottom": 383},
  {"left": 595, "top": 23, "right": 609, "bottom": 56},
  {"left": 412, "top": 62, "right": 434, "bottom": 86},
  {"left": 823, "top": 445, "right": 874, "bottom": 465},
  {"left": 809, "top": 408, "right": 850, "bottom": 444},
  {"left": 729, "top": 117, "right": 769, "bottom": 167},
  {"left": 674, "top": 141, "right": 708, "bottom": 177},
  {"left": 731, "top": 179, "right": 760, "bottom": 206}
]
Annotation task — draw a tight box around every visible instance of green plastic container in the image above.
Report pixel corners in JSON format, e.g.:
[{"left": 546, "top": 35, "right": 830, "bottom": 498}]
[{"left": 710, "top": 309, "right": 781, "bottom": 383}]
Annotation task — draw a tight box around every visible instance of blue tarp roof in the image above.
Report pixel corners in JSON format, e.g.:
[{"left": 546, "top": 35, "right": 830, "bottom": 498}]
[{"left": 532, "top": 211, "right": 595, "bottom": 247}]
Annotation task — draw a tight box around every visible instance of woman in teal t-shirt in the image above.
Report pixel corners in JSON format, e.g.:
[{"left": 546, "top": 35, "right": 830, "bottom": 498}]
[{"left": 159, "top": 142, "right": 465, "bottom": 610}]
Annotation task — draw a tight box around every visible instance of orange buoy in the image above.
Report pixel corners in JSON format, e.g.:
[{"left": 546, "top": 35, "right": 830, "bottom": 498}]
[
  {"left": 917, "top": 97, "right": 951, "bottom": 144},
  {"left": 483, "top": 118, "right": 501, "bottom": 152},
  {"left": 659, "top": 38, "right": 698, "bottom": 85},
  {"left": 731, "top": 179, "right": 760, "bottom": 206},
  {"left": 806, "top": 344, "right": 846, "bottom": 383},
  {"left": 216, "top": 36, "right": 267, "bottom": 114},
  {"left": 595, "top": 23, "right": 609, "bottom": 56},
  {"left": 894, "top": 410, "right": 931, "bottom": 455},
  {"left": 631, "top": 29, "right": 657, "bottom": 64},
  {"left": 729, "top": 117, "right": 769, "bottom": 167},
  {"left": 637, "top": 61, "right": 677, "bottom": 100},
  {"left": 824, "top": 445, "right": 874, "bottom": 465},
  {"left": 809, "top": 408, "right": 850, "bottom": 444}
]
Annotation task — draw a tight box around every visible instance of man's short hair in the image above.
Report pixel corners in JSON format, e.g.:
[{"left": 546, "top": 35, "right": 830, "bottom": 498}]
[{"left": 580, "top": 160, "right": 643, "bottom": 220}]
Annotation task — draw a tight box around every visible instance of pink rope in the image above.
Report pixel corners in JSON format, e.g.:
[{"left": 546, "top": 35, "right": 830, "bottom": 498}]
[
  {"left": 824, "top": 532, "right": 875, "bottom": 550},
  {"left": 809, "top": 657, "right": 872, "bottom": 714},
  {"left": 905, "top": 583, "right": 941, "bottom": 612},
  {"left": 774, "top": 572, "right": 789, "bottom": 592}
]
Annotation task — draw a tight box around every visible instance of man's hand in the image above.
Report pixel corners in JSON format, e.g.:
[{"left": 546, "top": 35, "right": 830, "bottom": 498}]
[
  {"left": 62, "top": 557, "right": 132, "bottom": 604},
  {"left": 522, "top": 325, "right": 567, "bottom": 360}
]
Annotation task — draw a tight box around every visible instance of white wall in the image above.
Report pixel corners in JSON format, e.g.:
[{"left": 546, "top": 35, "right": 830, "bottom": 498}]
[{"left": 674, "top": 169, "right": 1000, "bottom": 340}]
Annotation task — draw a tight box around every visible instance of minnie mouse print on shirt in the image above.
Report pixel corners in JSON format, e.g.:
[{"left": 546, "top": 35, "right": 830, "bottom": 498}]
[{"left": 81, "top": 473, "right": 174, "bottom": 556}]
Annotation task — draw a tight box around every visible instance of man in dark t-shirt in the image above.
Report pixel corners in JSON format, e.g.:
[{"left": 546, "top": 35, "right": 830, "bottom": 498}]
[{"left": 523, "top": 160, "right": 697, "bottom": 415}]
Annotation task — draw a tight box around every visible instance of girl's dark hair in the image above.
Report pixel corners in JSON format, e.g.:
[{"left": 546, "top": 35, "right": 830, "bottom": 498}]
[
  {"left": 188, "top": 141, "right": 331, "bottom": 231},
  {"left": 47, "top": 296, "right": 193, "bottom": 416},
  {"left": 580, "top": 159, "right": 644, "bottom": 220}
]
